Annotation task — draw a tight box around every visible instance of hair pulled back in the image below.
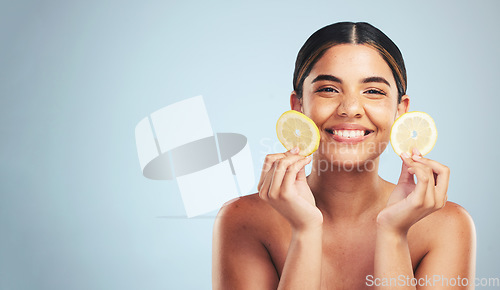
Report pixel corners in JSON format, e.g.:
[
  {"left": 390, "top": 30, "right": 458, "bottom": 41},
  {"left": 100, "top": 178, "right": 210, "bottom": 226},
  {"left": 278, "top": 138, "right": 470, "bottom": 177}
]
[{"left": 293, "top": 22, "right": 407, "bottom": 103}]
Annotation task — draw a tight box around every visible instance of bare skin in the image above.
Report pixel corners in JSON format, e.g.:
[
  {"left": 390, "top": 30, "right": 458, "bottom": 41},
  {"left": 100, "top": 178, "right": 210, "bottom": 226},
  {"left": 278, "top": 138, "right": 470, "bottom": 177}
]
[{"left": 212, "top": 44, "right": 476, "bottom": 289}]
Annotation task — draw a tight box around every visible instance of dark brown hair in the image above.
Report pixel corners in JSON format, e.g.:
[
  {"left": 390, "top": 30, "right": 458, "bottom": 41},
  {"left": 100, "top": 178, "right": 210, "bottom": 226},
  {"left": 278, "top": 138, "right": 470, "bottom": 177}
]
[{"left": 293, "top": 22, "right": 407, "bottom": 103}]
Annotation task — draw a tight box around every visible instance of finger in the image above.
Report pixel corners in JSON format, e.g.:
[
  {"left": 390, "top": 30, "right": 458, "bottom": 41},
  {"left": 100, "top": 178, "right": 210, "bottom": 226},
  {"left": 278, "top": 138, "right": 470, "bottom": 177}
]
[
  {"left": 407, "top": 165, "right": 433, "bottom": 206},
  {"left": 411, "top": 155, "right": 450, "bottom": 195},
  {"left": 257, "top": 147, "right": 301, "bottom": 190},
  {"left": 282, "top": 156, "right": 312, "bottom": 190},
  {"left": 258, "top": 166, "right": 274, "bottom": 201},
  {"left": 268, "top": 153, "right": 306, "bottom": 199},
  {"left": 261, "top": 157, "right": 292, "bottom": 200},
  {"left": 424, "top": 169, "right": 436, "bottom": 209},
  {"left": 409, "top": 159, "right": 440, "bottom": 210},
  {"left": 442, "top": 194, "right": 448, "bottom": 209},
  {"left": 284, "top": 146, "right": 300, "bottom": 157},
  {"left": 398, "top": 152, "right": 416, "bottom": 184},
  {"left": 411, "top": 155, "right": 450, "bottom": 207},
  {"left": 257, "top": 153, "right": 287, "bottom": 191},
  {"left": 296, "top": 156, "right": 312, "bottom": 181},
  {"left": 267, "top": 161, "right": 288, "bottom": 200},
  {"left": 412, "top": 147, "right": 422, "bottom": 157}
]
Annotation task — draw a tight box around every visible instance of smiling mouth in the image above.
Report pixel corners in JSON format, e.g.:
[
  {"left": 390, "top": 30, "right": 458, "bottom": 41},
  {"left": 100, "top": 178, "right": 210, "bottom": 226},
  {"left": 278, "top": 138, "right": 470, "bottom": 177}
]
[{"left": 325, "top": 129, "right": 374, "bottom": 138}]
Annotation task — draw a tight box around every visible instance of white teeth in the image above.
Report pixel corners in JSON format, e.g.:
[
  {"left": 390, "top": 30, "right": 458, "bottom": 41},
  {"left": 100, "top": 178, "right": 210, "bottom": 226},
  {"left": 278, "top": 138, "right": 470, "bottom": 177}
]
[{"left": 332, "top": 130, "right": 365, "bottom": 138}]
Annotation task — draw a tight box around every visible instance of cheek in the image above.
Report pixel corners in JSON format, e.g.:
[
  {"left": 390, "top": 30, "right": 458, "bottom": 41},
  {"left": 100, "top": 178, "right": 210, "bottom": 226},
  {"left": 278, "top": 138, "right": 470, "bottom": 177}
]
[
  {"left": 304, "top": 98, "right": 336, "bottom": 126},
  {"left": 365, "top": 101, "right": 397, "bottom": 134}
]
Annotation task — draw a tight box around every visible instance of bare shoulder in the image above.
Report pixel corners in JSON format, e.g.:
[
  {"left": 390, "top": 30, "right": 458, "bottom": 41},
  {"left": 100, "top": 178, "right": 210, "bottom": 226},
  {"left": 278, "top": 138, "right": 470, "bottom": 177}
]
[
  {"left": 409, "top": 203, "right": 476, "bottom": 278},
  {"left": 212, "top": 193, "right": 283, "bottom": 289},
  {"left": 424, "top": 201, "right": 474, "bottom": 233},
  {"left": 213, "top": 193, "right": 282, "bottom": 241},
  {"left": 411, "top": 201, "right": 476, "bottom": 249}
]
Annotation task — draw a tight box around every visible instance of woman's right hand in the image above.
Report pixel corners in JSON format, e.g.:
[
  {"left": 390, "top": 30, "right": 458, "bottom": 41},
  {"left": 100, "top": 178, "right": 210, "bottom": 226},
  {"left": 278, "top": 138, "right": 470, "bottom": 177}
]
[{"left": 257, "top": 147, "right": 323, "bottom": 232}]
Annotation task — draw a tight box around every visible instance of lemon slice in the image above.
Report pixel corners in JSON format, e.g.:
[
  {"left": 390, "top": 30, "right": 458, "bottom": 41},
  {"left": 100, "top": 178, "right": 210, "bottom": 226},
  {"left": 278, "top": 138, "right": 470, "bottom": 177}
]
[
  {"left": 276, "top": 110, "right": 320, "bottom": 156},
  {"left": 390, "top": 111, "right": 438, "bottom": 156}
]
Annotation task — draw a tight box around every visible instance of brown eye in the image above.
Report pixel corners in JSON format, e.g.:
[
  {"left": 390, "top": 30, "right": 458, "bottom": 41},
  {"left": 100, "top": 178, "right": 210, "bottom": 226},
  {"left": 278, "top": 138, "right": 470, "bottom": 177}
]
[
  {"left": 365, "top": 89, "right": 386, "bottom": 95},
  {"left": 317, "top": 87, "right": 338, "bottom": 93}
]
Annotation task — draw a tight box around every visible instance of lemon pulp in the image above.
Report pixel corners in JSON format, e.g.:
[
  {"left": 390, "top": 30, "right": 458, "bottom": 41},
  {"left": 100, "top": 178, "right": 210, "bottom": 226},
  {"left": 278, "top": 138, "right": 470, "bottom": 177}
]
[
  {"left": 276, "top": 110, "right": 320, "bottom": 156},
  {"left": 390, "top": 111, "right": 438, "bottom": 156}
]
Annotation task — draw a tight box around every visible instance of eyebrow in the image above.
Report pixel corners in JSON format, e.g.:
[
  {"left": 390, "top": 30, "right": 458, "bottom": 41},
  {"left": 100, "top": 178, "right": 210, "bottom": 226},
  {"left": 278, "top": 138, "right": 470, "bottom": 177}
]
[
  {"left": 311, "top": 74, "right": 391, "bottom": 87},
  {"left": 311, "top": 74, "right": 342, "bottom": 84},
  {"left": 362, "top": 76, "right": 391, "bottom": 87}
]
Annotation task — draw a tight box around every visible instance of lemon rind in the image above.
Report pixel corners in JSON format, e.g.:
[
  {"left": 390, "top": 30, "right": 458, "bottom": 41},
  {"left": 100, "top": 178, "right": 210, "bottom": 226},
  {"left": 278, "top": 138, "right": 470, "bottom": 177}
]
[
  {"left": 390, "top": 111, "right": 437, "bottom": 156},
  {"left": 276, "top": 110, "right": 320, "bottom": 156}
]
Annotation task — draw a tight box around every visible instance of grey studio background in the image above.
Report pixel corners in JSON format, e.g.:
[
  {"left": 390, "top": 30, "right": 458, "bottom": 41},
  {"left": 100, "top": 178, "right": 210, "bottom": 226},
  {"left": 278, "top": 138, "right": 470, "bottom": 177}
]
[{"left": 1, "top": 0, "right": 499, "bottom": 289}]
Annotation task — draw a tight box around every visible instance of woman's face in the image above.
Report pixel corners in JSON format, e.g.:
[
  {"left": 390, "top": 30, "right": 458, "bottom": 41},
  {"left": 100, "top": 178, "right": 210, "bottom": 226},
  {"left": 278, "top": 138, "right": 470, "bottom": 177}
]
[{"left": 292, "top": 44, "right": 409, "bottom": 167}]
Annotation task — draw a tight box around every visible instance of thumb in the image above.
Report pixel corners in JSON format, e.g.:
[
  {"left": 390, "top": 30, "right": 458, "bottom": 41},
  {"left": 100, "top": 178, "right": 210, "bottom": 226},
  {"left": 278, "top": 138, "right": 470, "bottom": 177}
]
[
  {"left": 398, "top": 152, "right": 415, "bottom": 184},
  {"left": 284, "top": 146, "right": 300, "bottom": 157}
]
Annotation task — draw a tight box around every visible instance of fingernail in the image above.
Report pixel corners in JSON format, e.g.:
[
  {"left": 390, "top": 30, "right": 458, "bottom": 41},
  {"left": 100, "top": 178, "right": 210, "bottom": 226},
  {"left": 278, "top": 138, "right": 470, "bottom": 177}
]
[
  {"left": 401, "top": 152, "right": 410, "bottom": 158},
  {"left": 412, "top": 154, "right": 422, "bottom": 160},
  {"left": 291, "top": 147, "right": 299, "bottom": 154},
  {"left": 412, "top": 147, "right": 421, "bottom": 156}
]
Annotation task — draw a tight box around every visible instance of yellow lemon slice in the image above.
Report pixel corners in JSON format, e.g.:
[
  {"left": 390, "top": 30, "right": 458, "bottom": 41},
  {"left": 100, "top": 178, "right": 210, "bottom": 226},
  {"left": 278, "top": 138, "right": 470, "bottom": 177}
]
[
  {"left": 276, "top": 110, "right": 320, "bottom": 156},
  {"left": 390, "top": 111, "right": 438, "bottom": 156}
]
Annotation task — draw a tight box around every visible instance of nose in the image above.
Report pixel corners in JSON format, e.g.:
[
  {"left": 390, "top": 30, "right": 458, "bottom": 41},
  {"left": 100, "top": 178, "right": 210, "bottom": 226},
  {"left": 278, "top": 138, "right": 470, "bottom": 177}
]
[{"left": 336, "top": 93, "right": 363, "bottom": 118}]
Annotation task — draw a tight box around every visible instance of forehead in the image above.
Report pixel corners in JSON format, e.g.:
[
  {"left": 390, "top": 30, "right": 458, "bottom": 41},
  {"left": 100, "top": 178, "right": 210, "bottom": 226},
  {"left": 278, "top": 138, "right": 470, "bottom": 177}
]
[{"left": 308, "top": 44, "right": 396, "bottom": 86}]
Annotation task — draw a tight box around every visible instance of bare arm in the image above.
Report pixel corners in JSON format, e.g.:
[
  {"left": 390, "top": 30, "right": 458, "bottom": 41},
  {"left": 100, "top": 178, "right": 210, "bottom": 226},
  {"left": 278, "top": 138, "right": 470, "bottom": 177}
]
[
  {"left": 374, "top": 228, "right": 414, "bottom": 289},
  {"left": 414, "top": 203, "right": 476, "bottom": 289},
  {"left": 375, "top": 150, "right": 475, "bottom": 289},
  {"left": 213, "top": 148, "right": 324, "bottom": 289},
  {"left": 212, "top": 200, "right": 279, "bottom": 290},
  {"left": 374, "top": 203, "right": 475, "bottom": 289},
  {"left": 212, "top": 198, "right": 323, "bottom": 290},
  {"left": 278, "top": 227, "right": 323, "bottom": 290}
]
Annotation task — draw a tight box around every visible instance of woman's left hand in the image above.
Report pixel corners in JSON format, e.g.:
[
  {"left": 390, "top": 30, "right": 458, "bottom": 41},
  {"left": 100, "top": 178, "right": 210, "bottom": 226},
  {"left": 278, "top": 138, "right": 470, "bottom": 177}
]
[{"left": 377, "top": 148, "right": 450, "bottom": 235}]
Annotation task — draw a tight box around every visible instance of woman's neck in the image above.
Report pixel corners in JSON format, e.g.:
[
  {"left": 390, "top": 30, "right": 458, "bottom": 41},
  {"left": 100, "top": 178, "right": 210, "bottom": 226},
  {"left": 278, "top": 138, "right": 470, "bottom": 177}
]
[{"left": 306, "top": 156, "right": 391, "bottom": 223}]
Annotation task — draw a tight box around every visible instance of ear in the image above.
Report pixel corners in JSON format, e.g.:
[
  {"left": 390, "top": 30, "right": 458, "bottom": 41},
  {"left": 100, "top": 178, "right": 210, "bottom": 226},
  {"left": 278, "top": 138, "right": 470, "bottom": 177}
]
[
  {"left": 396, "top": 95, "right": 410, "bottom": 119},
  {"left": 290, "top": 91, "right": 303, "bottom": 113}
]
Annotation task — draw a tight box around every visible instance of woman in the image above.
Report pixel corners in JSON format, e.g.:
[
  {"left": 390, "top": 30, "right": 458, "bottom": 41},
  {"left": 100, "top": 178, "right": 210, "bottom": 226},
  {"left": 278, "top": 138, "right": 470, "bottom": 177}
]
[{"left": 212, "top": 22, "right": 476, "bottom": 289}]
